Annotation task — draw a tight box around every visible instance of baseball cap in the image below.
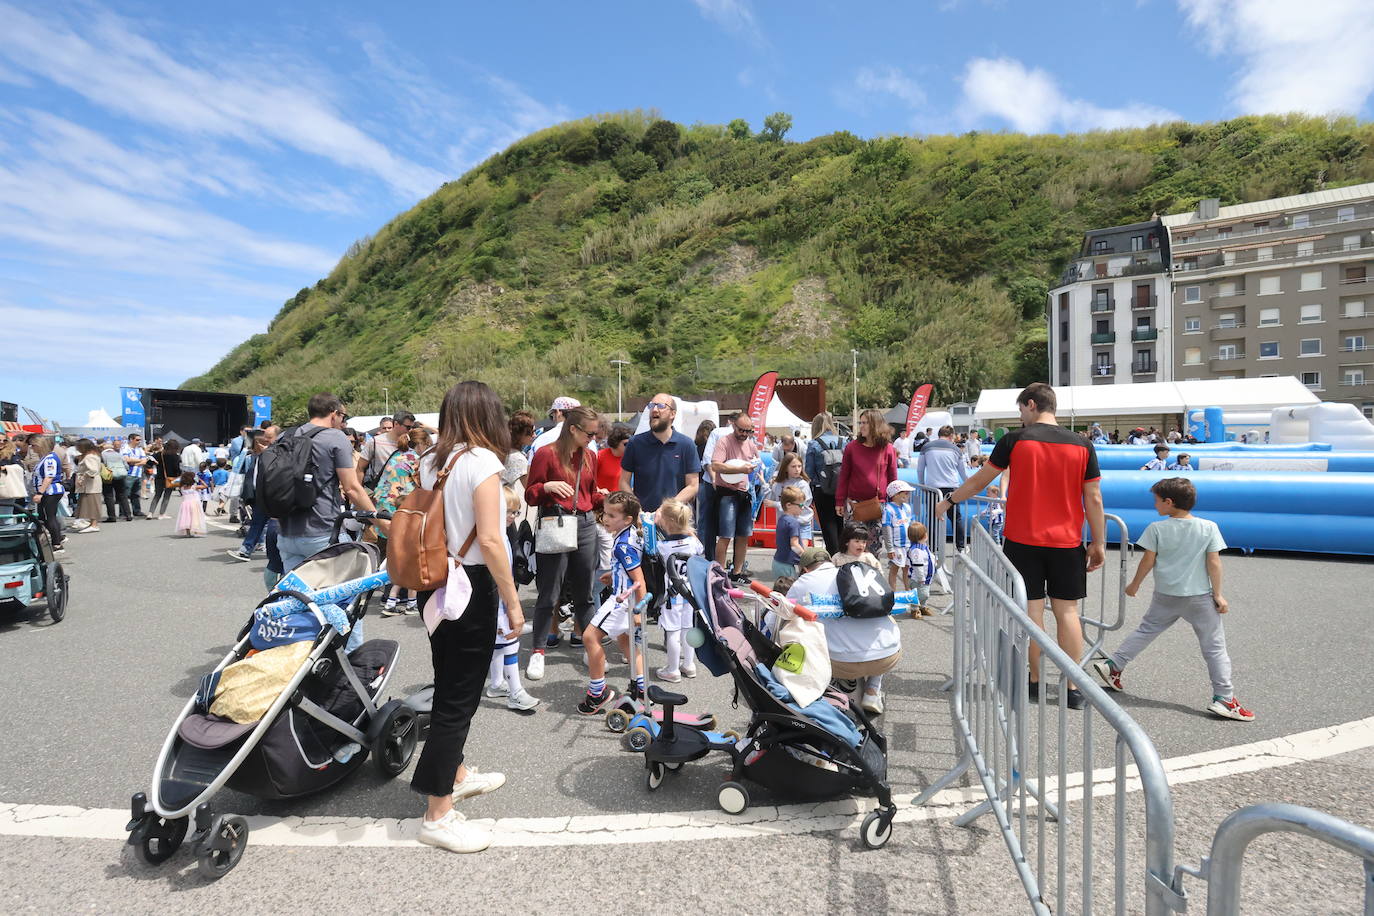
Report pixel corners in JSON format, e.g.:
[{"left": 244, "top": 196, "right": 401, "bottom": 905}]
[
  {"left": 886, "top": 479, "right": 914, "bottom": 498},
  {"left": 797, "top": 546, "right": 830, "bottom": 569},
  {"left": 550, "top": 396, "right": 581, "bottom": 412}
]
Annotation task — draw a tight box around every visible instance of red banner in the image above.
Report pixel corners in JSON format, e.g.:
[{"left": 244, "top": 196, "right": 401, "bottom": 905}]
[
  {"left": 905, "top": 383, "right": 933, "bottom": 431},
  {"left": 747, "top": 371, "right": 778, "bottom": 446}
]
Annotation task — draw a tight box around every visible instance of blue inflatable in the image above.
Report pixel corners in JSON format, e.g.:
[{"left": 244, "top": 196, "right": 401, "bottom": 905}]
[
  {"left": 1095, "top": 442, "right": 1334, "bottom": 451},
  {"left": 1094, "top": 449, "right": 1374, "bottom": 473}
]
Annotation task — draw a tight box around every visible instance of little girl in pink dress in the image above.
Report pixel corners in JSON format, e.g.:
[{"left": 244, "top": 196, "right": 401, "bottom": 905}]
[{"left": 175, "top": 470, "right": 207, "bottom": 537}]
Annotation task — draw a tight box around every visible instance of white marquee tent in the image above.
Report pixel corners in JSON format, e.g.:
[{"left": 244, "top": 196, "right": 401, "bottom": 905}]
[{"left": 973, "top": 377, "right": 1319, "bottom": 427}]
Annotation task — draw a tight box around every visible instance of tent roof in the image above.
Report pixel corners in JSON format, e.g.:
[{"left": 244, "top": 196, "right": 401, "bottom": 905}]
[
  {"left": 764, "top": 395, "right": 805, "bottom": 430},
  {"left": 85, "top": 408, "right": 122, "bottom": 428},
  {"left": 973, "top": 377, "right": 1319, "bottom": 422}
]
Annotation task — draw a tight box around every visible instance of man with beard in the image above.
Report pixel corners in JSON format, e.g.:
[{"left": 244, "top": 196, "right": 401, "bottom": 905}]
[{"left": 618, "top": 392, "right": 700, "bottom": 512}]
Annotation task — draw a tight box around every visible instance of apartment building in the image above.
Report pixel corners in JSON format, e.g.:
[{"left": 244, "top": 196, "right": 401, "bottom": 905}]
[
  {"left": 1047, "top": 183, "right": 1374, "bottom": 419},
  {"left": 1164, "top": 184, "right": 1374, "bottom": 417},
  {"left": 1048, "top": 219, "right": 1172, "bottom": 388}
]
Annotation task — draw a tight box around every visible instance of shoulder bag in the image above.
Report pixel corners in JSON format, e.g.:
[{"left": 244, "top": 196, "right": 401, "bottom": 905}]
[
  {"left": 535, "top": 452, "right": 584, "bottom": 555},
  {"left": 389, "top": 448, "right": 475, "bottom": 591}
]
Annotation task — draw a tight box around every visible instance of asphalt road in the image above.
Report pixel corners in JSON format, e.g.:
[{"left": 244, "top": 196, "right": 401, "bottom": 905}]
[{"left": 1, "top": 513, "right": 1370, "bottom": 914}]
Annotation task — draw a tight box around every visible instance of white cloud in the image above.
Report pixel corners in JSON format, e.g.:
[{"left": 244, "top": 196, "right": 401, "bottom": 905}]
[
  {"left": 1180, "top": 0, "right": 1374, "bottom": 115},
  {"left": 959, "top": 57, "right": 1177, "bottom": 133},
  {"left": 836, "top": 65, "right": 926, "bottom": 114},
  {"left": 689, "top": 0, "right": 767, "bottom": 47}
]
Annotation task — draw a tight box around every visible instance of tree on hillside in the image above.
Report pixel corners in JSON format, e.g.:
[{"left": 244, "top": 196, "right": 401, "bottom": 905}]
[
  {"left": 761, "top": 112, "right": 793, "bottom": 142},
  {"left": 640, "top": 119, "right": 682, "bottom": 168},
  {"left": 727, "top": 118, "right": 751, "bottom": 140}
]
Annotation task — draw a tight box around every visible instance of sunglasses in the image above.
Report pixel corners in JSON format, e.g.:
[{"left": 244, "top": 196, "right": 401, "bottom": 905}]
[
  {"left": 647, "top": 402, "right": 675, "bottom": 411},
  {"left": 735, "top": 428, "right": 755, "bottom": 437},
  {"left": 572, "top": 425, "right": 594, "bottom": 437}
]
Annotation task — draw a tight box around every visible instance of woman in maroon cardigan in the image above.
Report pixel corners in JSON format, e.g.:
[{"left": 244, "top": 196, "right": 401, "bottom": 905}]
[
  {"left": 523, "top": 406, "right": 603, "bottom": 681},
  {"left": 835, "top": 408, "right": 898, "bottom": 554}
]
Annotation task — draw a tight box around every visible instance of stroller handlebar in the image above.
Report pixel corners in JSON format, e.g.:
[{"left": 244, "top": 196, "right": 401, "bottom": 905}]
[
  {"left": 740, "top": 582, "right": 817, "bottom": 621},
  {"left": 329, "top": 508, "right": 392, "bottom": 544}
]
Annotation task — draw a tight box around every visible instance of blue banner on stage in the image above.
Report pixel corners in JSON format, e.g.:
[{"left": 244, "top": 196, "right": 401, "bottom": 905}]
[
  {"left": 121, "top": 388, "right": 145, "bottom": 428},
  {"left": 253, "top": 395, "right": 272, "bottom": 426}
]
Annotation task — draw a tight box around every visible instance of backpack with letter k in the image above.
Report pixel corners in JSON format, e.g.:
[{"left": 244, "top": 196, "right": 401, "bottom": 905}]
[{"left": 835, "top": 562, "right": 896, "bottom": 619}]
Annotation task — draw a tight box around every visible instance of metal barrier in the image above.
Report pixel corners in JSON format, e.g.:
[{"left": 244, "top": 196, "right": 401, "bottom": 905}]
[{"left": 915, "top": 521, "right": 1187, "bottom": 915}]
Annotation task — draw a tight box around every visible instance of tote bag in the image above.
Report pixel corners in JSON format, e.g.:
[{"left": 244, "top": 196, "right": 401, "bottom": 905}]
[{"left": 535, "top": 454, "right": 585, "bottom": 554}]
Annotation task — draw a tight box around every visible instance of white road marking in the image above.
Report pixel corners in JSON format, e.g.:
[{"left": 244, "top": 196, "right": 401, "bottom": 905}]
[{"left": 2, "top": 716, "right": 1371, "bottom": 849}]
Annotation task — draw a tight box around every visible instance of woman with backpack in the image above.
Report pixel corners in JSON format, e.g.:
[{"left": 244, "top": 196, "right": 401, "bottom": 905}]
[
  {"left": 805, "top": 412, "right": 847, "bottom": 554},
  {"left": 407, "top": 380, "right": 523, "bottom": 854},
  {"left": 835, "top": 409, "right": 898, "bottom": 558}
]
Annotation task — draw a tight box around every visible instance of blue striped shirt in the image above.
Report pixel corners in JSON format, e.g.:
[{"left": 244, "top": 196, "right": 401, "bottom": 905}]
[
  {"left": 32, "top": 453, "right": 65, "bottom": 496},
  {"left": 882, "top": 500, "right": 914, "bottom": 551}
]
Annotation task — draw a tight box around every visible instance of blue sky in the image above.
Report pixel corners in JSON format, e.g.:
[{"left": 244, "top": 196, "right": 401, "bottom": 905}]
[{"left": 4, "top": 0, "right": 1374, "bottom": 425}]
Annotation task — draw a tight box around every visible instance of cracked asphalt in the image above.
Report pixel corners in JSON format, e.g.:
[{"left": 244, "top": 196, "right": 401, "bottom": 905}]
[{"left": 0, "top": 515, "right": 1370, "bottom": 914}]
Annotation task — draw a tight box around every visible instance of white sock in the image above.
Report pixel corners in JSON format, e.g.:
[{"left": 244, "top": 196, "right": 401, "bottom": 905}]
[
  {"left": 866, "top": 674, "right": 885, "bottom": 693},
  {"left": 503, "top": 653, "right": 523, "bottom": 693},
  {"left": 663, "top": 629, "right": 683, "bottom": 672},
  {"left": 488, "top": 650, "right": 504, "bottom": 689}
]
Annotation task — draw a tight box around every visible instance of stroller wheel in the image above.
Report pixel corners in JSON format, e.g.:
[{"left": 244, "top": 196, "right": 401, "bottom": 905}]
[
  {"left": 625, "top": 726, "right": 652, "bottom": 753},
  {"left": 663, "top": 761, "right": 683, "bottom": 772},
  {"left": 605, "top": 709, "right": 631, "bottom": 733},
  {"left": 45, "top": 562, "right": 68, "bottom": 623},
  {"left": 860, "top": 811, "right": 894, "bottom": 849},
  {"left": 373, "top": 702, "right": 419, "bottom": 778},
  {"left": 132, "top": 814, "right": 187, "bottom": 866},
  {"left": 717, "top": 781, "right": 749, "bottom": 815},
  {"left": 646, "top": 762, "right": 665, "bottom": 791},
  {"left": 195, "top": 815, "right": 248, "bottom": 879}
]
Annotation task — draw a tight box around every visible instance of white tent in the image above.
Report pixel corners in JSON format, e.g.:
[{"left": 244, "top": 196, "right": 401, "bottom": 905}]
[
  {"left": 973, "top": 377, "right": 1319, "bottom": 425},
  {"left": 634, "top": 400, "right": 720, "bottom": 437},
  {"left": 86, "top": 408, "right": 122, "bottom": 428},
  {"left": 349, "top": 413, "right": 440, "bottom": 434},
  {"left": 763, "top": 395, "right": 806, "bottom": 434}
]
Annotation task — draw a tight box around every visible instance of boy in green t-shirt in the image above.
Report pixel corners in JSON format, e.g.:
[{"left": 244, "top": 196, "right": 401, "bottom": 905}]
[{"left": 1090, "top": 477, "right": 1254, "bottom": 721}]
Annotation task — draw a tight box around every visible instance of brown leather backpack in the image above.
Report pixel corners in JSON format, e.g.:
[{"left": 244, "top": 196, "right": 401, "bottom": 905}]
[{"left": 388, "top": 448, "right": 476, "bottom": 591}]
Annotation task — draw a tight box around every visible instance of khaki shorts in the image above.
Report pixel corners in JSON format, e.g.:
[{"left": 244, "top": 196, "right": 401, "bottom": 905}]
[{"left": 830, "top": 649, "right": 902, "bottom": 680}]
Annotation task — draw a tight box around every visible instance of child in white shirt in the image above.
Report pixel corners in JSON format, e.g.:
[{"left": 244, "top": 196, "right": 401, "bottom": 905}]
[
  {"left": 487, "top": 488, "right": 539, "bottom": 711},
  {"left": 652, "top": 498, "right": 703, "bottom": 682}
]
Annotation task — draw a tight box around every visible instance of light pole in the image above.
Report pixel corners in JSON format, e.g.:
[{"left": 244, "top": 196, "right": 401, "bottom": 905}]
[
  {"left": 611, "top": 359, "right": 631, "bottom": 418},
  {"left": 381, "top": 387, "right": 389, "bottom": 417},
  {"left": 850, "top": 349, "right": 859, "bottom": 429}
]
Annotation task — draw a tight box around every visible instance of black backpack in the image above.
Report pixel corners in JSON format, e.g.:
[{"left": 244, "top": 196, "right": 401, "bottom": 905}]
[
  {"left": 510, "top": 519, "right": 536, "bottom": 586},
  {"left": 835, "top": 561, "right": 895, "bottom": 619},
  {"left": 256, "top": 424, "right": 326, "bottom": 519},
  {"left": 813, "top": 435, "right": 847, "bottom": 494}
]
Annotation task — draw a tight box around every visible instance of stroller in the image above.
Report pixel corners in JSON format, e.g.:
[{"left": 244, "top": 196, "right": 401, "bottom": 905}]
[
  {"left": 649, "top": 555, "right": 897, "bottom": 848},
  {"left": 0, "top": 508, "right": 68, "bottom": 623},
  {"left": 126, "top": 511, "right": 419, "bottom": 878}
]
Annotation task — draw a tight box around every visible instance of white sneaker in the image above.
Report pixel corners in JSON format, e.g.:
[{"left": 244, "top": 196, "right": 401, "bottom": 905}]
[
  {"left": 507, "top": 689, "right": 540, "bottom": 711},
  {"left": 655, "top": 666, "right": 682, "bottom": 683},
  {"left": 417, "top": 810, "right": 490, "bottom": 853},
  {"left": 680, "top": 663, "right": 697, "bottom": 679},
  {"left": 526, "top": 653, "right": 545, "bottom": 680},
  {"left": 452, "top": 767, "right": 506, "bottom": 800},
  {"left": 861, "top": 690, "right": 884, "bottom": 716},
  {"left": 484, "top": 682, "right": 509, "bottom": 698}
]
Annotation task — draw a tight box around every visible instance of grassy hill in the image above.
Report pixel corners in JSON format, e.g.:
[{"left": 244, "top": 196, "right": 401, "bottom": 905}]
[{"left": 184, "top": 111, "right": 1374, "bottom": 423}]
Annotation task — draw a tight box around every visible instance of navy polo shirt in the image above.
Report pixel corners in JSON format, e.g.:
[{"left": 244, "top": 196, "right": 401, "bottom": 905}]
[{"left": 619, "top": 430, "right": 701, "bottom": 511}]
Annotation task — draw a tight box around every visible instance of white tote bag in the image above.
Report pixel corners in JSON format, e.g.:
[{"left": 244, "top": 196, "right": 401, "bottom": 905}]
[
  {"left": 535, "top": 457, "right": 584, "bottom": 554},
  {"left": 422, "top": 557, "right": 474, "bottom": 636}
]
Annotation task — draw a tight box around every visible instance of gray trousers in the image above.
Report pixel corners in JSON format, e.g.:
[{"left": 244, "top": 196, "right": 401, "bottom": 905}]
[{"left": 1110, "top": 592, "right": 1233, "bottom": 698}]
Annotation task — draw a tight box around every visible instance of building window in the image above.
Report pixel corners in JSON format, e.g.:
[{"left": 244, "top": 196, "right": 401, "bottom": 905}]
[
  {"left": 1297, "top": 240, "right": 1314, "bottom": 257},
  {"left": 1093, "top": 239, "right": 1109, "bottom": 253},
  {"left": 1061, "top": 320, "right": 1069, "bottom": 342},
  {"left": 1182, "top": 258, "right": 1198, "bottom": 271},
  {"left": 1292, "top": 213, "right": 1310, "bottom": 229},
  {"left": 1259, "top": 276, "right": 1281, "bottom": 295},
  {"left": 1218, "top": 312, "right": 1239, "bottom": 328},
  {"left": 1222, "top": 251, "right": 1236, "bottom": 266},
  {"left": 1256, "top": 246, "right": 1273, "bottom": 261},
  {"left": 1259, "top": 307, "right": 1281, "bottom": 326},
  {"left": 1059, "top": 292, "right": 1069, "bottom": 310},
  {"left": 1095, "top": 319, "right": 1108, "bottom": 334},
  {"left": 1300, "top": 270, "right": 1323, "bottom": 291},
  {"left": 1134, "top": 349, "right": 1153, "bottom": 371},
  {"left": 1184, "top": 347, "right": 1202, "bottom": 364},
  {"left": 1217, "top": 227, "right": 1232, "bottom": 238},
  {"left": 1345, "top": 235, "right": 1363, "bottom": 251},
  {"left": 1344, "top": 335, "right": 1367, "bottom": 351},
  {"left": 1300, "top": 304, "right": 1322, "bottom": 323},
  {"left": 1253, "top": 220, "right": 1269, "bottom": 230},
  {"left": 1131, "top": 236, "right": 1144, "bottom": 251},
  {"left": 1218, "top": 344, "right": 1238, "bottom": 360},
  {"left": 1338, "top": 206, "right": 1355, "bottom": 222},
  {"left": 1184, "top": 285, "right": 1201, "bottom": 302},
  {"left": 1345, "top": 300, "right": 1367, "bottom": 318},
  {"left": 1342, "top": 369, "right": 1365, "bottom": 386},
  {"left": 1135, "top": 314, "right": 1152, "bottom": 330},
  {"left": 1094, "top": 289, "right": 1110, "bottom": 308},
  {"left": 1300, "top": 338, "right": 1322, "bottom": 356},
  {"left": 1301, "top": 371, "right": 1322, "bottom": 389},
  {"left": 1259, "top": 341, "right": 1280, "bottom": 358},
  {"left": 1059, "top": 351, "right": 1069, "bottom": 373},
  {"left": 1184, "top": 317, "right": 1201, "bottom": 332},
  {"left": 1345, "top": 266, "right": 1367, "bottom": 283},
  {"left": 1096, "top": 262, "right": 1108, "bottom": 278},
  {"left": 1364, "top": 403, "right": 1374, "bottom": 420}
]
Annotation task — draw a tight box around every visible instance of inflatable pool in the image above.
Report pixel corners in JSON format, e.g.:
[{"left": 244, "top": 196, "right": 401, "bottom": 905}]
[{"left": 1093, "top": 449, "right": 1374, "bottom": 473}]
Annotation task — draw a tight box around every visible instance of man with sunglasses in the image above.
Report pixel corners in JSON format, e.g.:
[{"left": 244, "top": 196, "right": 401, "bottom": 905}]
[
  {"left": 618, "top": 393, "right": 700, "bottom": 512},
  {"left": 357, "top": 410, "right": 416, "bottom": 490},
  {"left": 709, "top": 413, "right": 761, "bottom": 580}
]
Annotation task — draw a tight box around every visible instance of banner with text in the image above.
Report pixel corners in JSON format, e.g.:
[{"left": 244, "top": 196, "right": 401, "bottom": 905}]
[
  {"left": 253, "top": 396, "right": 272, "bottom": 427},
  {"left": 121, "top": 388, "right": 145, "bottom": 429},
  {"left": 747, "top": 371, "right": 778, "bottom": 446},
  {"left": 905, "top": 383, "right": 933, "bottom": 432}
]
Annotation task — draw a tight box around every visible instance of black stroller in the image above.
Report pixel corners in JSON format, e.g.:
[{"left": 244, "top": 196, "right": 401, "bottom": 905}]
[
  {"left": 654, "top": 555, "right": 897, "bottom": 848},
  {"left": 126, "top": 511, "right": 419, "bottom": 878}
]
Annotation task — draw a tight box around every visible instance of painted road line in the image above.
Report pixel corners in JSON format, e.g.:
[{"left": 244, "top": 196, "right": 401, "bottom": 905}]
[{"left": 2, "top": 716, "right": 1371, "bottom": 849}]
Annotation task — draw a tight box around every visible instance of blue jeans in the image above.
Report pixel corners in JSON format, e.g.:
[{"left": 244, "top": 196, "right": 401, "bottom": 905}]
[
  {"left": 715, "top": 488, "right": 754, "bottom": 538},
  {"left": 240, "top": 506, "right": 270, "bottom": 553}
]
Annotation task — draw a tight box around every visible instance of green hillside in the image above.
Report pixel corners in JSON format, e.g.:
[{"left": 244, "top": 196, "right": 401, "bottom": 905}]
[{"left": 184, "top": 111, "right": 1374, "bottom": 423}]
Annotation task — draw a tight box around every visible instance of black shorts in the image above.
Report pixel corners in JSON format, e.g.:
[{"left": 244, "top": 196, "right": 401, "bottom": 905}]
[{"left": 1002, "top": 539, "right": 1087, "bottom": 601}]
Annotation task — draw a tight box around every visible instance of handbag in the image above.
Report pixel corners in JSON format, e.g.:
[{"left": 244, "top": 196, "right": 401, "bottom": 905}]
[
  {"left": 0, "top": 464, "right": 25, "bottom": 499},
  {"left": 851, "top": 497, "right": 882, "bottom": 522},
  {"left": 389, "top": 449, "right": 470, "bottom": 591},
  {"left": 535, "top": 454, "right": 585, "bottom": 554},
  {"left": 99, "top": 465, "right": 113, "bottom": 483}
]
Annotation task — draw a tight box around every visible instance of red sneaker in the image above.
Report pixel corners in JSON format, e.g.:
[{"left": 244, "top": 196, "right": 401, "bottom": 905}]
[
  {"left": 1090, "top": 658, "right": 1123, "bottom": 692},
  {"left": 1207, "top": 696, "right": 1255, "bottom": 721}
]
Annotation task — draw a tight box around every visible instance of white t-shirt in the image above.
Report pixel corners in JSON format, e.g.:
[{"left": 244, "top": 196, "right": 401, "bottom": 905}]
[
  {"left": 893, "top": 435, "right": 913, "bottom": 465},
  {"left": 419, "top": 445, "right": 505, "bottom": 567},
  {"left": 785, "top": 563, "right": 901, "bottom": 663}
]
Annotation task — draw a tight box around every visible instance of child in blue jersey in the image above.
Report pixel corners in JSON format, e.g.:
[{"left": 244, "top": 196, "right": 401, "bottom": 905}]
[
  {"left": 653, "top": 498, "right": 703, "bottom": 683},
  {"left": 882, "top": 480, "right": 916, "bottom": 589},
  {"left": 486, "top": 488, "right": 539, "bottom": 711},
  {"left": 983, "top": 484, "right": 1006, "bottom": 544},
  {"left": 197, "top": 462, "right": 214, "bottom": 516},
  {"left": 581, "top": 491, "right": 647, "bottom": 714},
  {"left": 211, "top": 458, "right": 231, "bottom": 515},
  {"left": 906, "top": 521, "right": 936, "bottom": 617}
]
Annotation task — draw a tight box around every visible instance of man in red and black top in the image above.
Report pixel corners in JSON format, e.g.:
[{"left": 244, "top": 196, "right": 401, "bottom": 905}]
[{"left": 937, "top": 383, "right": 1105, "bottom": 709}]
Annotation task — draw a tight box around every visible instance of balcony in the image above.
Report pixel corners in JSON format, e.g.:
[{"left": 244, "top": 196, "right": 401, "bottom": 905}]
[
  {"left": 1340, "top": 378, "right": 1370, "bottom": 387},
  {"left": 1340, "top": 275, "right": 1372, "bottom": 287},
  {"left": 1210, "top": 323, "right": 1246, "bottom": 341},
  {"left": 1091, "top": 331, "right": 1116, "bottom": 344},
  {"left": 1092, "top": 364, "right": 1114, "bottom": 376},
  {"left": 1131, "top": 328, "right": 1159, "bottom": 341},
  {"left": 1090, "top": 297, "right": 1114, "bottom": 313},
  {"left": 1060, "top": 257, "right": 1165, "bottom": 286},
  {"left": 1210, "top": 353, "right": 1246, "bottom": 371},
  {"left": 1209, "top": 295, "right": 1245, "bottom": 310},
  {"left": 1174, "top": 237, "right": 1374, "bottom": 275},
  {"left": 1131, "top": 294, "right": 1158, "bottom": 309},
  {"left": 1132, "top": 361, "right": 1159, "bottom": 375},
  {"left": 1339, "top": 343, "right": 1372, "bottom": 352}
]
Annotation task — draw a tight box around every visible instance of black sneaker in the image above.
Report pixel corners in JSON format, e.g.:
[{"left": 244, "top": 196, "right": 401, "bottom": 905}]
[
  {"left": 729, "top": 571, "right": 751, "bottom": 586},
  {"left": 545, "top": 634, "right": 562, "bottom": 649},
  {"left": 569, "top": 634, "right": 584, "bottom": 648},
  {"left": 576, "top": 688, "right": 617, "bottom": 715},
  {"left": 1066, "top": 688, "right": 1085, "bottom": 710},
  {"left": 626, "top": 681, "right": 644, "bottom": 701},
  {"left": 1028, "top": 680, "right": 1040, "bottom": 701}
]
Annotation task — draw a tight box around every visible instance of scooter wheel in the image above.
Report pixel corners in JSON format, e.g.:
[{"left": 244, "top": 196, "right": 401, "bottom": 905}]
[
  {"left": 605, "top": 709, "right": 630, "bottom": 733},
  {"left": 717, "top": 781, "right": 749, "bottom": 815},
  {"left": 646, "top": 762, "right": 665, "bottom": 791},
  {"left": 195, "top": 815, "right": 248, "bottom": 879},
  {"left": 626, "top": 726, "right": 652, "bottom": 753},
  {"left": 860, "top": 810, "right": 893, "bottom": 849},
  {"left": 132, "top": 814, "right": 188, "bottom": 866}
]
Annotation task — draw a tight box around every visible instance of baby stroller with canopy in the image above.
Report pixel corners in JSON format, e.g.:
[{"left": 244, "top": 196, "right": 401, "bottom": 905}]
[
  {"left": 652, "top": 555, "right": 898, "bottom": 848},
  {"left": 0, "top": 508, "right": 68, "bottom": 623},
  {"left": 126, "top": 511, "right": 418, "bottom": 878}
]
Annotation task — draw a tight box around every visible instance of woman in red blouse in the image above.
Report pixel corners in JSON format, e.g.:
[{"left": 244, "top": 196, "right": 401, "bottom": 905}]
[
  {"left": 523, "top": 406, "right": 603, "bottom": 680},
  {"left": 595, "top": 425, "right": 631, "bottom": 493},
  {"left": 836, "top": 408, "right": 898, "bottom": 554}
]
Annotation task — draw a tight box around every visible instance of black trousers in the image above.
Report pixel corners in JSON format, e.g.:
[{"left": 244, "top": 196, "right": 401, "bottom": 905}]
[
  {"left": 813, "top": 489, "right": 842, "bottom": 554},
  {"left": 149, "top": 477, "right": 174, "bottom": 516},
  {"left": 102, "top": 478, "right": 131, "bottom": 520},
  {"left": 531, "top": 511, "right": 597, "bottom": 647},
  {"left": 38, "top": 494, "right": 65, "bottom": 548},
  {"left": 124, "top": 476, "right": 143, "bottom": 517},
  {"left": 940, "top": 486, "right": 965, "bottom": 550},
  {"left": 409, "top": 565, "right": 499, "bottom": 798}
]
